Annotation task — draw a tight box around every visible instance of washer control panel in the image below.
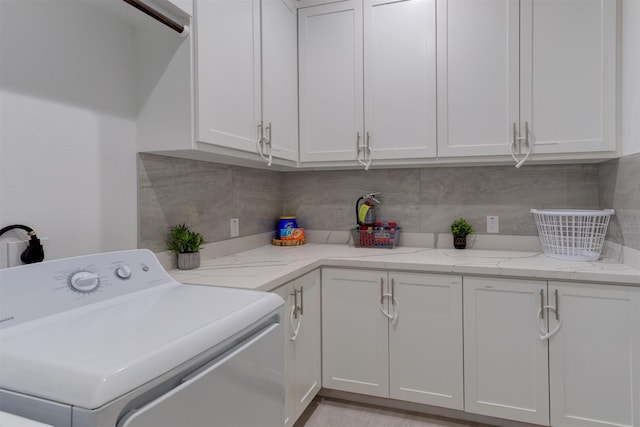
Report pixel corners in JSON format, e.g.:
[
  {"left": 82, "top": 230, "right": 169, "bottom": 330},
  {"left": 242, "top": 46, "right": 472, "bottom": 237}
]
[
  {"left": 66, "top": 263, "right": 133, "bottom": 293},
  {"left": 0, "top": 249, "right": 175, "bottom": 328}
]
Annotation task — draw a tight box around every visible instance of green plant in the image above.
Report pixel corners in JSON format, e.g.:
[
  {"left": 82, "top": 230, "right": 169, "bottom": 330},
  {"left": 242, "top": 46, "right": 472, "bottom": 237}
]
[
  {"left": 167, "top": 224, "right": 205, "bottom": 253},
  {"left": 450, "top": 217, "right": 474, "bottom": 238}
]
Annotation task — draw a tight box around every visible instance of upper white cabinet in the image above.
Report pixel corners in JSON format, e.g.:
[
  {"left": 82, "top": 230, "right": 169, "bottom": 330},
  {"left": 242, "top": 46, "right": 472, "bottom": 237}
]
[
  {"left": 436, "top": 0, "right": 519, "bottom": 158},
  {"left": 437, "top": 0, "right": 617, "bottom": 163},
  {"left": 520, "top": 0, "right": 616, "bottom": 157},
  {"left": 196, "top": 0, "right": 298, "bottom": 164},
  {"left": 159, "top": 0, "right": 194, "bottom": 17},
  {"left": 299, "top": 0, "right": 437, "bottom": 167},
  {"left": 298, "top": 1, "right": 364, "bottom": 164},
  {"left": 139, "top": 0, "right": 619, "bottom": 169},
  {"left": 137, "top": 0, "right": 297, "bottom": 168},
  {"left": 364, "top": 0, "right": 437, "bottom": 161},
  {"left": 195, "top": 0, "right": 260, "bottom": 154},
  {"left": 262, "top": 0, "right": 299, "bottom": 162}
]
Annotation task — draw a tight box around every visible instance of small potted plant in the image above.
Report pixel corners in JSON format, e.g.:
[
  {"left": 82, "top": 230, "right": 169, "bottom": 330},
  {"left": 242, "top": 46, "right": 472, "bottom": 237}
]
[
  {"left": 167, "top": 224, "right": 205, "bottom": 270},
  {"left": 450, "top": 217, "right": 474, "bottom": 249}
]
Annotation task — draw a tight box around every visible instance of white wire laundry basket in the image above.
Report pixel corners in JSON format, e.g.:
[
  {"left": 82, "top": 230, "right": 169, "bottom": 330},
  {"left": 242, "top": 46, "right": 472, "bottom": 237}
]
[{"left": 530, "top": 209, "right": 615, "bottom": 261}]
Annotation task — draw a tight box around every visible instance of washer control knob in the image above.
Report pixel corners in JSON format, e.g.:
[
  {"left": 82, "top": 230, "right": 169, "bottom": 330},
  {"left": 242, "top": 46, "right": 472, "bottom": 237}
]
[
  {"left": 70, "top": 271, "right": 100, "bottom": 292},
  {"left": 115, "top": 264, "right": 132, "bottom": 280}
]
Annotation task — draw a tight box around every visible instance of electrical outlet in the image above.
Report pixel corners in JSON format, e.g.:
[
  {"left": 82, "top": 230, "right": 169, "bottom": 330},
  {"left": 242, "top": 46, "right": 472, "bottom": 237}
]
[
  {"left": 487, "top": 216, "right": 499, "bottom": 234},
  {"left": 6, "top": 238, "right": 50, "bottom": 267},
  {"left": 230, "top": 218, "right": 240, "bottom": 238}
]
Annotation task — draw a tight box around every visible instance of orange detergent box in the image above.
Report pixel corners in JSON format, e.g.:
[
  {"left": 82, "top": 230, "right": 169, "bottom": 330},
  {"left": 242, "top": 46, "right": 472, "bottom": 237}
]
[{"left": 280, "top": 228, "right": 305, "bottom": 241}]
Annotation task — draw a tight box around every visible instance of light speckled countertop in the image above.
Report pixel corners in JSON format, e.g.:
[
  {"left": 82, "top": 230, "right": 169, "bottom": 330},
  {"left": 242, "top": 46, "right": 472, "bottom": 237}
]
[{"left": 170, "top": 244, "right": 640, "bottom": 292}]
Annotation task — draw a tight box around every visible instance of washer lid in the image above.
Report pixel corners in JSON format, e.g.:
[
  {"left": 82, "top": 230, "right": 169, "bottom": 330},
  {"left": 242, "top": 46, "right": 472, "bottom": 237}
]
[{"left": 0, "top": 282, "right": 283, "bottom": 409}]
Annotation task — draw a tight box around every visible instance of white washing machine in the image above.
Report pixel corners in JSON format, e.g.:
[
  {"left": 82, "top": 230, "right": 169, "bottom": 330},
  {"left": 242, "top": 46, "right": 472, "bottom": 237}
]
[
  {"left": 0, "top": 411, "right": 53, "bottom": 427},
  {"left": 0, "top": 249, "right": 285, "bottom": 427}
]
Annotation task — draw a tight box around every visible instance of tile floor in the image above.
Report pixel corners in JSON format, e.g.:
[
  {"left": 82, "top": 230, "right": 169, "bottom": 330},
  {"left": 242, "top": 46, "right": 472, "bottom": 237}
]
[{"left": 297, "top": 398, "right": 497, "bottom": 427}]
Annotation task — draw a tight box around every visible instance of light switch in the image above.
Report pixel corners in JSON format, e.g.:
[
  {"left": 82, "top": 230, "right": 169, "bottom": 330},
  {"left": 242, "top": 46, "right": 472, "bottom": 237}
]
[
  {"left": 487, "top": 216, "right": 499, "bottom": 234},
  {"left": 230, "top": 218, "right": 239, "bottom": 238}
]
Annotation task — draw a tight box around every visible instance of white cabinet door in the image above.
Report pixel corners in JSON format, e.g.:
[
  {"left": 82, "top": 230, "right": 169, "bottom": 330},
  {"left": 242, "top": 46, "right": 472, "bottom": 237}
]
[
  {"left": 323, "top": 268, "right": 464, "bottom": 407},
  {"left": 291, "top": 270, "right": 322, "bottom": 421},
  {"left": 300, "top": 0, "right": 436, "bottom": 166},
  {"left": 322, "top": 268, "right": 389, "bottom": 397},
  {"left": 436, "top": 0, "right": 519, "bottom": 158},
  {"left": 463, "top": 276, "right": 550, "bottom": 425},
  {"left": 388, "top": 273, "right": 463, "bottom": 409},
  {"left": 299, "top": 1, "right": 364, "bottom": 163},
  {"left": 262, "top": 0, "right": 298, "bottom": 162},
  {"left": 195, "top": 0, "right": 261, "bottom": 153},
  {"left": 520, "top": 0, "right": 616, "bottom": 155},
  {"left": 272, "top": 282, "right": 296, "bottom": 427},
  {"left": 273, "top": 270, "right": 322, "bottom": 427},
  {"left": 364, "top": 0, "right": 436, "bottom": 161},
  {"left": 438, "top": 0, "right": 617, "bottom": 161},
  {"left": 548, "top": 282, "right": 640, "bottom": 427},
  {"left": 195, "top": 0, "right": 298, "bottom": 163}
]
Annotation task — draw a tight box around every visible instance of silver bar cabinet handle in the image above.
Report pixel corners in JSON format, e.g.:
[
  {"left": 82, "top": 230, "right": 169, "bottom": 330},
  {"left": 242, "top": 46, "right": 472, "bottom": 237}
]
[
  {"left": 554, "top": 289, "right": 559, "bottom": 320},
  {"left": 266, "top": 123, "right": 272, "bottom": 148},
  {"left": 299, "top": 287, "right": 304, "bottom": 316},
  {"left": 540, "top": 289, "right": 545, "bottom": 319},
  {"left": 292, "top": 289, "right": 298, "bottom": 319},
  {"left": 380, "top": 278, "right": 384, "bottom": 304},
  {"left": 366, "top": 131, "right": 371, "bottom": 159}
]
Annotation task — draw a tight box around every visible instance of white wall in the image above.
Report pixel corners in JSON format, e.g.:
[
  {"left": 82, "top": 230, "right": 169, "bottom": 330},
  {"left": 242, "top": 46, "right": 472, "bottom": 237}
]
[
  {"left": 622, "top": 0, "right": 640, "bottom": 156},
  {"left": 0, "top": 1, "right": 138, "bottom": 267}
]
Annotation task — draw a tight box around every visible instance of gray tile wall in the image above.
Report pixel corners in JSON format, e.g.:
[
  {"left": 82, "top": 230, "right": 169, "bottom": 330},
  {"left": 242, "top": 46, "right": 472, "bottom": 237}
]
[
  {"left": 139, "top": 154, "right": 609, "bottom": 250},
  {"left": 138, "top": 153, "right": 282, "bottom": 251},
  {"left": 599, "top": 153, "right": 640, "bottom": 250},
  {"left": 282, "top": 165, "right": 600, "bottom": 235}
]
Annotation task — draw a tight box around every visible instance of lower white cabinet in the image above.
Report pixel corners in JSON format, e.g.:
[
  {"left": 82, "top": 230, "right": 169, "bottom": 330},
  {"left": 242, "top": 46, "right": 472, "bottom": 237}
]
[
  {"left": 548, "top": 281, "right": 640, "bottom": 427},
  {"left": 465, "top": 276, "right": 640, "bottom": 427},
  {"left": 388, "top": 271, "right": 463, "bottom": 409},
  {"left": 272, "top": 267, "right": 638, "bottom": 427},
  {"left": 463, "top": 276, "right": 550, "bottom": 425},
  {"left": 273, "top": 270, "right": 321, "bottom": 426},
  {"left": 322, "top": 268, "right": 389, "bottom": 396},
  {"left": 322, "top": 268, "right": 463, "bottom": 409}
]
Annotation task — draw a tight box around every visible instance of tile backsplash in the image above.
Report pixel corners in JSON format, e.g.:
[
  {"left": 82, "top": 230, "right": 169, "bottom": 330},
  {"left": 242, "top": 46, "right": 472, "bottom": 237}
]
[
  {"left": 138, "top": 154, "right": 282, "bottom": 252},
  {"left": 138, "top": 153, "right": 637, "bottom": 251},
  {"left": 281, "top": 165, "right": 600, "bottom": 236},
  {"left": 599, "top": 153, "right": 640, "bottom": 250}
]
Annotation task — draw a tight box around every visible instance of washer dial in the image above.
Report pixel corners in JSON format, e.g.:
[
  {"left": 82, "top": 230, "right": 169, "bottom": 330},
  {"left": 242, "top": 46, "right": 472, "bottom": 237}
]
[
  {"left": 115, "top": 264, "right": 132, "bottom": 280},
  {"left": 70, "top": 271, "right": 100, "bottom": 292}
]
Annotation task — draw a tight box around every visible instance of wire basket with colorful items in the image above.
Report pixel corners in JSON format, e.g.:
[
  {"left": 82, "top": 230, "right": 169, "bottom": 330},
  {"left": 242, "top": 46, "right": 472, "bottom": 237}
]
[{"left": 351, "top": 223, "right": 400, "bottom": 249}]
